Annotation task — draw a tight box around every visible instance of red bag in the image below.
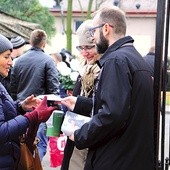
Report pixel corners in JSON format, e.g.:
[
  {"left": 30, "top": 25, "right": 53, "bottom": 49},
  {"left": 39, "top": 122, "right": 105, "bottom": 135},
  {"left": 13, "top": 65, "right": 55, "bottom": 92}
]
[{"left": 49, "top": 135, "right": 67, "bottom": 167}]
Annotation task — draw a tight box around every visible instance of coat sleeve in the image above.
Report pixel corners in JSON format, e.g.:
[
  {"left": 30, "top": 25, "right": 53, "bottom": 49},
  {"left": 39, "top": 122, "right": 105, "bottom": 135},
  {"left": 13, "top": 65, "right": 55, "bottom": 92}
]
[
  {"left": 0, "top": 114, "right": 29, "bottom": 144},
  {"left": 0, "top": 90, "right": 29, "bottom": 144},
  {"left": 74, "top": 58, "right": 132, "bottom": 149},
  {"left": 73, "top": 96, "right": 93, "bottom": 117}
]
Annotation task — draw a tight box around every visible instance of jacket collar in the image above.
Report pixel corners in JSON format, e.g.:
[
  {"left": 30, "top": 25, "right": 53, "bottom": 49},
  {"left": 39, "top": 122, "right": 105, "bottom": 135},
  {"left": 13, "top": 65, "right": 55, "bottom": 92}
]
[
  {"left": 97, "top": 36, "right": 134, "bottom": 68},
  {"left": 30, "top": 47, "right": 44, "bottom": 52}
]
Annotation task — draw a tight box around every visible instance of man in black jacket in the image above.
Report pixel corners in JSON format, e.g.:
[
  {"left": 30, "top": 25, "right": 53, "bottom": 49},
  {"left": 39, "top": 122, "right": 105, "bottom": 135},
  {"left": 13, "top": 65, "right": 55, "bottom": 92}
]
[
  {"left": 61, "top": 6, "right": 154, "bottom": 170},
  {"left": 143, "top": 46, "right": 168, "bottom": 90},
  {"left": 143, "top": 46, "right": 155, "bottom": 77},
  {"left": 10, "top": 29, "right": 60, "bottom": 161}
]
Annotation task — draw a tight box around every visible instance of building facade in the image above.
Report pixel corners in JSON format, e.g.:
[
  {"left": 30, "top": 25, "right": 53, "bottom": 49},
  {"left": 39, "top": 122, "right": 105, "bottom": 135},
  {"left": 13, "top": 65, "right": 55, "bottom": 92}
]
[{"left": 47, "top": 0, "right": 158, "bottom": 56}]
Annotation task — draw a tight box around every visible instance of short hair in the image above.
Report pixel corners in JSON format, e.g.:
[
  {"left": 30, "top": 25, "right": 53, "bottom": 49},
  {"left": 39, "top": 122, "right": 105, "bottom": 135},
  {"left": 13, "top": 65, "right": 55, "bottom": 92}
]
[
  {"left": 50, "top": 53, "right": 62, "bottom": 62},
  {"left": 93, "top": 6, "right": 127, "bottom": 35},
  {"left": 149, "top": 46, "right": 155, "bottom": 53},
  {"left": 30, "top": 29, "right": 47, "bottom": 48}
]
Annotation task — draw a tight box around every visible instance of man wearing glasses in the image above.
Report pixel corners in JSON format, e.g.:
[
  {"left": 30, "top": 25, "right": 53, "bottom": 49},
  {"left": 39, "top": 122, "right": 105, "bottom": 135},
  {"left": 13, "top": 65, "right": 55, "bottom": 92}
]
[{"left": 61, "top": 6, "right": 154, "bottom": 170}]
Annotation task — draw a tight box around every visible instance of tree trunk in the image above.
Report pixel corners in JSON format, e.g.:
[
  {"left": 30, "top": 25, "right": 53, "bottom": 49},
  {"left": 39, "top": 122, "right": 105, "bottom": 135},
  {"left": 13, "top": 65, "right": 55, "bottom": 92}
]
[
  {"left": 66, "top": 0, "right": 73, "bottom": 53},
  {"left": 86, "top": 0, "right": 93, "bottom": 19}
]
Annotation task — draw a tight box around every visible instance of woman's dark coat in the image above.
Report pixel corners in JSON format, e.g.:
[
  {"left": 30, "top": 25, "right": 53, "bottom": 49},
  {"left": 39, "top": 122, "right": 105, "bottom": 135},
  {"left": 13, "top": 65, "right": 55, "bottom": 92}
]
[{"left": 0, "top": 83, "right": 29, "bottom": 169}]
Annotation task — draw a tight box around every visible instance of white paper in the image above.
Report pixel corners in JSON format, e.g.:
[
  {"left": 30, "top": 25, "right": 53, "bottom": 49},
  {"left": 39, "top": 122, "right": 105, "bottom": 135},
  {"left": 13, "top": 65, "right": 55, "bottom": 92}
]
[
  {"left": 61, "top": 111, "right": 91, "bottom": 136},
  {"left": 36, "top": 94, "right": 62, "bottom": 101}
]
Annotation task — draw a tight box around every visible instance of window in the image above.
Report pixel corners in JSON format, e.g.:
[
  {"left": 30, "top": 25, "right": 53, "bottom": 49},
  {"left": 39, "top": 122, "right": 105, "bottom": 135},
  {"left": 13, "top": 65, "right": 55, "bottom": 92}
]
[
  {"left": 75, "top": 21, "right": 83, "bottom": 31},
  {"left": 53, "top": 0, "right": 62, "bottom": 8}
]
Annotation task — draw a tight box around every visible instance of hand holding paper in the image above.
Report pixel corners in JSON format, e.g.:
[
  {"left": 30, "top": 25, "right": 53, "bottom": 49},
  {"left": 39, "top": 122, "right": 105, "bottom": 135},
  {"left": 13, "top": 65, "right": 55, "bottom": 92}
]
[
  {"left": 21, "top": 94, "right": 41, "bottom": 111},
  {"left": 61, "top": 111, "right": 91, "bottom": 137},
  {"left": 61, "top": 96, "right": 77, "bottom": 111},
  {"left": 69, "top": 133, "right": 75, "bottom": 141}
]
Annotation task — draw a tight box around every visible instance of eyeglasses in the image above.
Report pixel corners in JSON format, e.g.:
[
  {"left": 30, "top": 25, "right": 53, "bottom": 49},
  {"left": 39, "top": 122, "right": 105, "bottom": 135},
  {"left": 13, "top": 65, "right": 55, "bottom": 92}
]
[
  {"left": 88, "top": 23, "right": 114, "bottom": 37},
  {"left": 76, "top": 45, "right": 95, "bottom": 51}
]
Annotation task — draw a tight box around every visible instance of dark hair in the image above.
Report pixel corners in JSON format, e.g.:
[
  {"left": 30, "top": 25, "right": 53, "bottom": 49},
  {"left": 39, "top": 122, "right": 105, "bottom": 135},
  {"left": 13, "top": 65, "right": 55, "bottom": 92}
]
[
  {"left": 60, "top": 52, "right": 71, "bottom": 68},
  {"left": 60, "top": 52, "right": 66, "bottom": 61}
]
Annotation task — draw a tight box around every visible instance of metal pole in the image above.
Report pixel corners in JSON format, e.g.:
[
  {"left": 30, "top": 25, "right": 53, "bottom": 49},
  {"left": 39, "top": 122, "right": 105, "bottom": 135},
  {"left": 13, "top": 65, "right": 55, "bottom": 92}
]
[
  {"left": 154, "top": 0, "right": 166, "bottom": 169},
  {"left": 162, "top": 0, "right": 170, "bottom": 167},
  {"left": 164, "top": 0, "right": 170, "bottom": 167}
]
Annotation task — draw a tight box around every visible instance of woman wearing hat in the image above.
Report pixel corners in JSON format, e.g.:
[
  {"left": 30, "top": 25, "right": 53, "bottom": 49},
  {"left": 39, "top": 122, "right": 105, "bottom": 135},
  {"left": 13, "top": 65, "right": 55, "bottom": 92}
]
[
  {"left": 0, "top": 34, "right": 55, "bottom": 169},
  {"left": 0, "top": 36, "right": 27, "bottom": 94},
  {"left": 61, "top": 20, "right": 101, "bottom": 170}
]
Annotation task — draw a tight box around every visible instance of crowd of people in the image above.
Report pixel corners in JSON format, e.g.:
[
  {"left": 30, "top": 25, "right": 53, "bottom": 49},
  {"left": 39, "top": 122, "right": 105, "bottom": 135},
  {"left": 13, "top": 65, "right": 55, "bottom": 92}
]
[{"left": 0, "top": 5, "right": 157, "bottom": 170}]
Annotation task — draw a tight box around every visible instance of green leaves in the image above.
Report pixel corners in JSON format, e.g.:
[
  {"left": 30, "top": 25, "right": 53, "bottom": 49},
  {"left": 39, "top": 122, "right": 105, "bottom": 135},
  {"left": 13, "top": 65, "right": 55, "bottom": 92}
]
[
  {"left": 0, "top": 0, "right": 56, "bottom": 39},
  {"left": 59, "top": 74, "right": 76, "bottom": 90}
]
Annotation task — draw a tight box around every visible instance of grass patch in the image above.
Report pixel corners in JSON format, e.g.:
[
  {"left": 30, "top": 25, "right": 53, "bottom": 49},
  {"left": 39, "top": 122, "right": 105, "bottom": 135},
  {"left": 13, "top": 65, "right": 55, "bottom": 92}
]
[{"left": 166, "top": 92, "right": 170, "bottom": 105}]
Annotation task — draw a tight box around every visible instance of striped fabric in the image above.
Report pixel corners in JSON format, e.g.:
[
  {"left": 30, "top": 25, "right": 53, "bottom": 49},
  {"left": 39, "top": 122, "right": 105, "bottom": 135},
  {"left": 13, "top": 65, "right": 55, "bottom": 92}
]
[{"left": 10, "top": 36, "right": 26, "bottom": 49}]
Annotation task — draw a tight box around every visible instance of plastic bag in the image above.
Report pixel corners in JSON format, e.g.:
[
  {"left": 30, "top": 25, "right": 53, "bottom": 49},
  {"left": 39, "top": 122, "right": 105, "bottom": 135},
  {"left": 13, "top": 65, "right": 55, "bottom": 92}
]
[{"left": 49, "top": 135, "right": 67, "bottom": 167}]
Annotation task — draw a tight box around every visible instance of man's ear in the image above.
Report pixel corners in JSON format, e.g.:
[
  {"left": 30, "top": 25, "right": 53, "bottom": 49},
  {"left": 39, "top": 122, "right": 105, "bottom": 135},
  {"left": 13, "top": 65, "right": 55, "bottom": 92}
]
[
  {"left": 42, "top": 42, "right": 46, "bottom": 49},
  {"left": 103, "top": 23, "right": 111, "bottom": 36}
]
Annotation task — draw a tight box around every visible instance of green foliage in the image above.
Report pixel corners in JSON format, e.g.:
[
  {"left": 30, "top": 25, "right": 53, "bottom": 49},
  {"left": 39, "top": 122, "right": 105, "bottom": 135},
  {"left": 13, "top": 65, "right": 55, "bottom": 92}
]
[
  {"left": 0, "top": 0, "right": 56, "bottom": 39},
  {"left": 59, "top": 74, "right": 76, "bottom": 90}
]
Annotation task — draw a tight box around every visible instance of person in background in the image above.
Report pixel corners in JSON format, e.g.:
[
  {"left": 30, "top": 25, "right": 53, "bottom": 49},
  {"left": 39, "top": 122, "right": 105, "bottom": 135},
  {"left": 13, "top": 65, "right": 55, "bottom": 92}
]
[
  {"left": 50, "top": 52, "right": 62, "bottom": 65},
  {"left": 0, "top": 36, "right": 27, "bottom": 94},
  {"left": 0, "top": 33, "right": 55, "bottom": 169},
  {"left": 143, "top": 46, "right": 155, "bottom": 77},
  {"left": 61, "top": 48, "right": 73, "bottom": 63},
  {"left": 10, "top": 36, "right": 27, "bottom": 65},
  {"left": 61, "top": 19, "right": 101, "bottom": 170},
  {"left": 143, "top": 45, "right": 168, "bottom": 88},
  {"left": 50, "top": 52, "right": 68, "bottom": 112},
  {"left": 10, "top": 29, "right": 60, "bottom": 161},
  {"left": 60, "top": 51, "right": 71, "bottom": 68},
  {"left": 61, "top": 6, "right": 154, "bottom": 170}
]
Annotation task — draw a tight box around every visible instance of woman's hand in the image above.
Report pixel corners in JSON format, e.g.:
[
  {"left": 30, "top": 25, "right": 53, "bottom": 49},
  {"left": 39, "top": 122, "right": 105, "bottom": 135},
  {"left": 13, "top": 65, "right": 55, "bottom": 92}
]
[
  {"left": 69, "top": 133, "right": 75, "bottom": 141},
  {"left": 21, "top": 94, "right": 41, "bottom": 111},
  {"left": 61, "top": 96, "right": 77, "bottom": 111}
]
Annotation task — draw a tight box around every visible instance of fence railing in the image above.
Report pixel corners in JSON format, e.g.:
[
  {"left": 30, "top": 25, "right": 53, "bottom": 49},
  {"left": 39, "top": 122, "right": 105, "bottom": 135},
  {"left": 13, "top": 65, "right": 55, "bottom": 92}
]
[{"left": 155, "top": 0, "right": 170, "bottom": 169}]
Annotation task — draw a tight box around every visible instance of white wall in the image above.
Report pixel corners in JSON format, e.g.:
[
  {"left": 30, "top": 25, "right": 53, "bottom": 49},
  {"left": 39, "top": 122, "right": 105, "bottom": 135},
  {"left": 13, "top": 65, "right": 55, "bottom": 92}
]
[{"left": 126, "top": 17, "right": 156, "bottom": 56}]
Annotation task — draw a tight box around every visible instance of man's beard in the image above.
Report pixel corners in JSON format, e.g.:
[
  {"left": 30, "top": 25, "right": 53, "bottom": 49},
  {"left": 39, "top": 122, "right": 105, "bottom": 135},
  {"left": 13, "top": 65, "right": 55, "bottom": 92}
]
[{"left": 96, "top": 31, "right": 109, "bottom": 54}]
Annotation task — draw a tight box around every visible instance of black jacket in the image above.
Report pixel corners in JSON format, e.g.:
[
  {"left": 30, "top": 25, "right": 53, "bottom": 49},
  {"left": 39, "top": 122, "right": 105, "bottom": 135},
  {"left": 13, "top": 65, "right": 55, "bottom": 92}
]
[
  {"left": 10, "top": 47, "right": 60, "bottom": 100},
  {"left": 73, "top": 36, "right": 154, "bottom": 170}
]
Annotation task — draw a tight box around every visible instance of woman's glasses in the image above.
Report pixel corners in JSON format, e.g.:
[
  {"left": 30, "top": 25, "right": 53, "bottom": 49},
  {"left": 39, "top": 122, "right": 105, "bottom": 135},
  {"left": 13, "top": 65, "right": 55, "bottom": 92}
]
[{"left": 76, "top": 45, "right": 95, "bottom": 51}]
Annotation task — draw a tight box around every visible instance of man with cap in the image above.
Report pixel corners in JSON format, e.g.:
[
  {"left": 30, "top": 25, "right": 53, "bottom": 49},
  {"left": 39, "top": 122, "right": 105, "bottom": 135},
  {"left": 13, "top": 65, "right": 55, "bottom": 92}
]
[{"left": 10, "top": 36, "right": 27, "bottom": 63}]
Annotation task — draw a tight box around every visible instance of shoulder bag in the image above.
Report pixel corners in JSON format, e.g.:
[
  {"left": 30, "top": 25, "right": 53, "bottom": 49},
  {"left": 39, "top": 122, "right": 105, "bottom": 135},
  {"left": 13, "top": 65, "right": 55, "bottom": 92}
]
[{"left": 17, "top": 136, "right": 43, "bottom": 170}]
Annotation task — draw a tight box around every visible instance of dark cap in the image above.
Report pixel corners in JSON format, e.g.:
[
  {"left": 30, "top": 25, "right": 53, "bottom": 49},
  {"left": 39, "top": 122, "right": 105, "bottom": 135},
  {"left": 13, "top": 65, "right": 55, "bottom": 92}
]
[
  {"left": 10, "top": 36, "right": 26, "bottom": 49},
  {"left": 0, "top": 34, "right": 13, "bottom": 53}
]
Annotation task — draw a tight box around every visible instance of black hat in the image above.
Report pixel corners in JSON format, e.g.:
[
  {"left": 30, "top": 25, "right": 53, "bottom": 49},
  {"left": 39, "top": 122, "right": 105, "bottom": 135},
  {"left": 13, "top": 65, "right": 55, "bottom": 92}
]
[
  {"left": 0, "top": 34, "right": 13, "bottom": 53},
  {"left": 10, "top": 36, "right": 26, "bottom": 49}
]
